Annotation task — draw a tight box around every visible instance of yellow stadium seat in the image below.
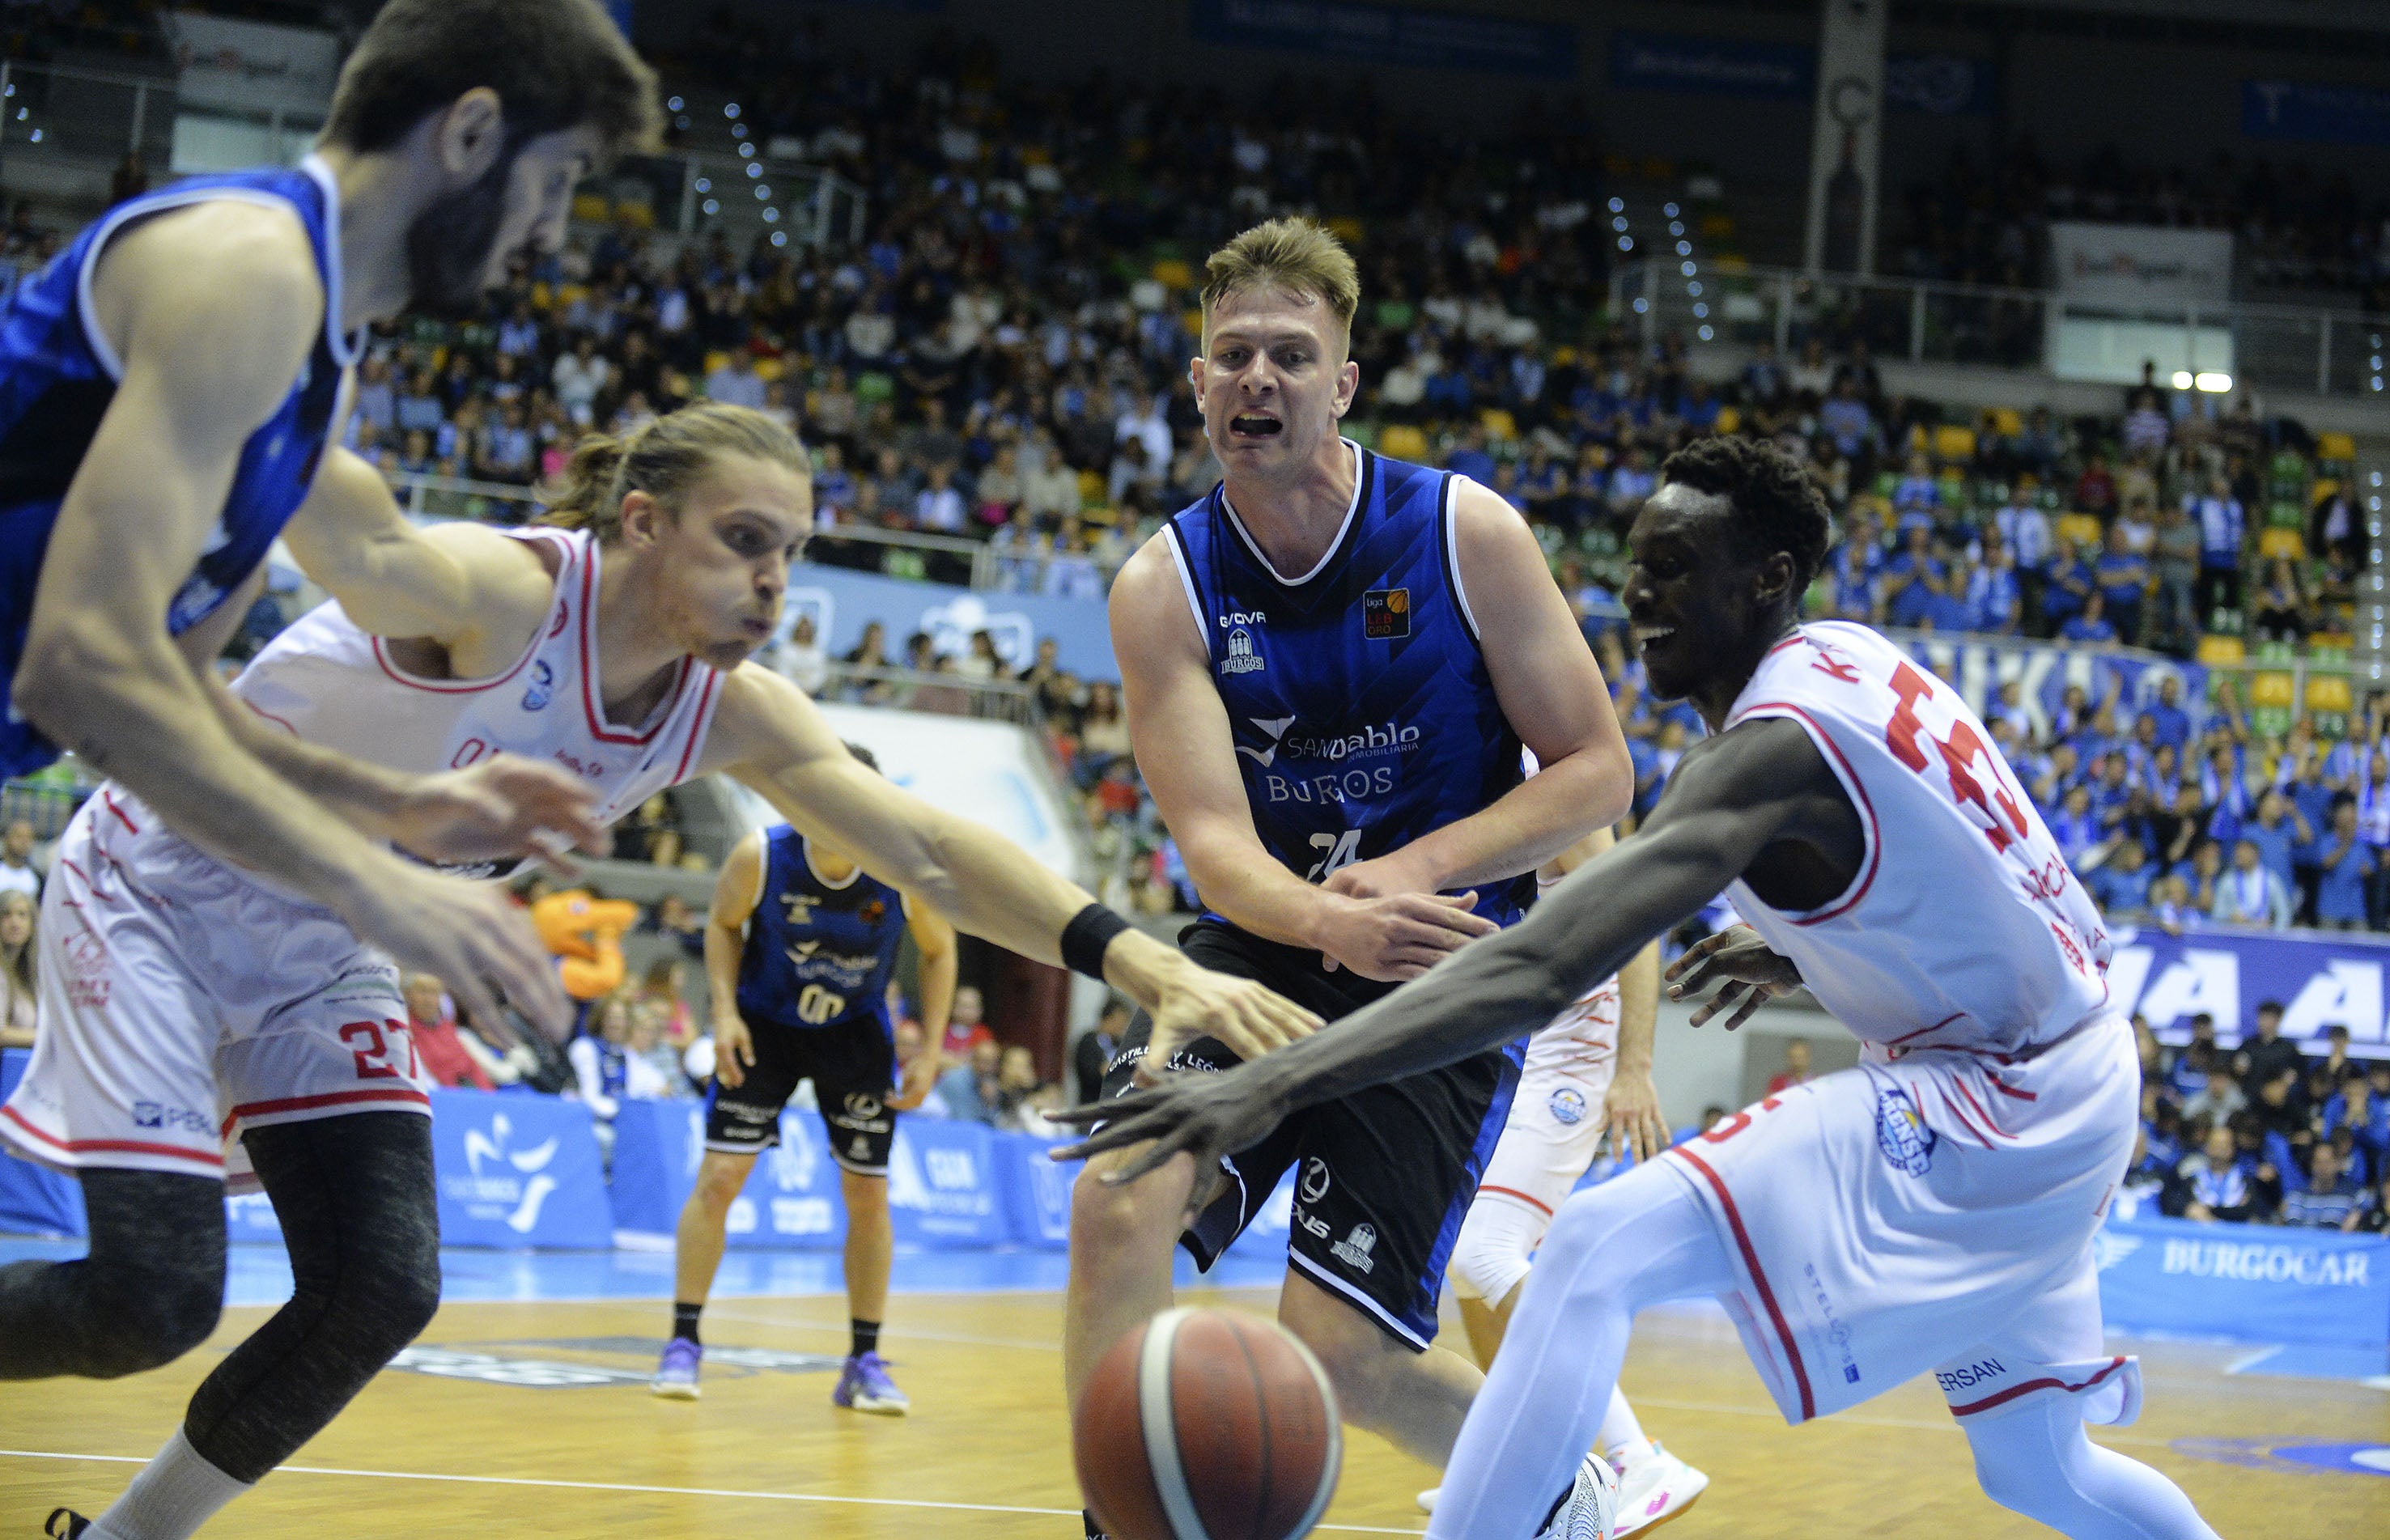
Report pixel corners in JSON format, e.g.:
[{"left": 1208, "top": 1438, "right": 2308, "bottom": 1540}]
[
  {"left": 2318, "top": 433, "right": 2357, "bottom": 462},
  {"left": 1378, "top": 424, "right": 1430, "bottom": 462},
  {"left": 571, "top": 193, "right": 610, "bottom": 223},
  {"left": 614, "top": 200, "right": 655, "bottom": 230},
  {"left": 2306, "top": 674, "right": 2354, "bottom": 713},
  {"left": 2250, "top": 672, "right": 2297, "bottom": 710},
  {"left": 1713, "top": 406, "right": 1741, "bottom": 435},
  {"left": 1700, "top": 214, "right": 1734, "bottom": 238},
  {"left": 1327, "top": 216, "right": 1365, "bottom": 246},
  {"left": 1478, "top": 409, "right": 1518, "bottom": 442},
  {"left": 2196, "top": 634, "right": 2246, "bottom": 666},
  {"left": 1077, "top": 469, "right": 1105, "bottom": 509},
  {"left": 753, "top": 356, "right": 783, "bottom": 382},
  {"left": 1182, "top": 307, "right": 1205, "bottom": 338},
  {"left": 1934, "top": 426, "right": 1977, "bottom": 463},
  {"left": 1992, "top": 408, "right": 2024, "bottom": 437},
  {"left": 2258, "top": 528, "right": 2307, "bottom": 561},
  {"left": 2055, "top": 512, "right": 2105, "bottom": 550},
  {"left": 2312, "top": 478, "right": 2341, "bottom": 503},
  {"left": 702, "top": 351, "right": 727, "bottom": 380},
  {"left": 1151, "top": 259, "right": 1194, "bottom": 291},
  {"left": 1712, "top": 254, "right": 1749, "bottom": 274}
]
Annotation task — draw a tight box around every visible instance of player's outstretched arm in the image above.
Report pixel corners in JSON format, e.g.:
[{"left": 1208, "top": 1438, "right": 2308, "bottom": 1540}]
[
  {"left": 1053, "top": 718, "right": 1840, "bottom": 1179},
  {"left": 1108, "top": 539, "right": 1496, "bottom": 982},
  {"left": 15, "top": 204, "right": 573, "bottom": 1032},
  {"left": 698, "top": 664, "right": 1322, "bottom": 1060}
]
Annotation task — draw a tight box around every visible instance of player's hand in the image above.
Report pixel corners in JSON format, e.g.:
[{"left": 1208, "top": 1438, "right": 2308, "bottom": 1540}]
[
  {"left": 1664, "top": 925, "right": 1803, "bottom": 1030},
  {"left": 337, "top": 859, "right": 575, "bottom": 1041},
  {"left": 1311, "top": 889, "right": 1498, "bottom": 980},
  {"left": 386, "top": 755, "right": 612, "bottom": 874},
  {"left": 1603, "top": 1067, "right": 1670, "bottom": 1163},
  {"left": 1048, "top": 1066, "right": 1284, "bottom": 1197},
  {"left": 1142, "top": 960, "right": 1322, "bottom": 1073},
  {"left": 712, "top": 1009, "right": 754, "bottom": 1090},
  {"left": 888, "top": 1047, "right": 940, "bottom": 1111}
]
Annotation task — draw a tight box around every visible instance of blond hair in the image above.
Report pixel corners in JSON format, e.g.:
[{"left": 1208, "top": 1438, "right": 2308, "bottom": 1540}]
[
  {"left": 1200, "top": 217, "right": 1361, "bottom": 354},
  {"left": 539, "top": 402, "right": 808, "bottom": 539}
]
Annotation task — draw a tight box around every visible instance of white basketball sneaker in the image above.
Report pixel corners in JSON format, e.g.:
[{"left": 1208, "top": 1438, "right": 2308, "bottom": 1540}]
[
  {"left": 1611, "top": 1442, "right": 1709, "bottom": 1535},
  {"left": 1417, "top": 1487, "right": 1439, "bottom": 1514},
  {"left": 1534, "top": 1455, "right": 1620, "bottom": 1540}
]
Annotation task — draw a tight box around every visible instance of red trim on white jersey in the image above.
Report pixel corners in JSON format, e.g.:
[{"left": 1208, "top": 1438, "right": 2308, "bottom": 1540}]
[
  {"left": 575, "top": 544, "right": 690, "bottom": 745},
  {"left": 1, "top": 1104, "right": 224, "bottom": 1166},
  {"left": 669, "top": 668, "right": 724, "bottom": 784},
  {"left": 223, "top": 1086, "right": 431, "bottom": 1131},
  {"left": 1475, "top": 1183, "right": 1556, "bottom": 1217},
  {"left": 1946, "top": 1356, "right": 2127, "bottom": 1419},
  {"left": 368, "top": 531, "right": 575, "bottom": 696},
  {"left": 1670, "top": 1144, "right": 1815, "bottom": 1420}
]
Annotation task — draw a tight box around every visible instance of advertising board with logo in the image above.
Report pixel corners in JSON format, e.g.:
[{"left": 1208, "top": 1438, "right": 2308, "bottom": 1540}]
[
  {"left": 2094, "top": 1212, "right": 2388, "bottom": 1347},
  {"left": 428, "top": 1091, "right": 611, "bottom": 1249},
  {"left": 606, "top": 1100, "right": 846, "bottom": 1250}
]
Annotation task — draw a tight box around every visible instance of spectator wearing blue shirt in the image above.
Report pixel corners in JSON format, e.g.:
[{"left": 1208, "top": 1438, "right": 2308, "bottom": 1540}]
[
  {"left": 2040, "top": 537, "right": 2095, "bottom": 632},
  {"left": 1444, "top": 425, "right": 1496, "bottom": 488},
  {"left": 2201, "top": 744, "right": 2253, "bottom": 849},
  {"left": 2089, "top": 839, "right": 2154, "bottom": 917},
  {"left": 2324, "top": 1075, "right": 2389, "bottom": 1171},
  {"left": 1925, "top": 549, "right": 1978, "bottom": 632},
  {"left": 2093, "top": 523, "right": 2150, "bottom": 645},
  {"left": 1881, "top": 524, "right": 1946, "bottom": 629},
  {"left": 2315, "top": 799, "right": 2375, "bottom": 930},
  {"left": 2180, "top": 1123, "right": 2255, "bottom": 1222},
  {"left": 1818, "top": 378, "right": 1876, "bottom": 462},
  {"left": 2061, "top": 590, "right": 2118, "bottom": 644},
  {"left": 2280, "top": 1142, "right": 2369, "bottom": 1229},
  {"left": 2141, "top": 675, "right": 2192, "bottom": 753},
  {"left": 2188, "top": 473, "right": 2246, "bottom": 621},
  {"left": 1891, "top": 450, "right": 1939, "bottom": 519},
  {"left": 2049, "top": 784, "right": 2103, "bottom": 869},
  {"left": 1968, "top": 538, "right": 2023, "bottom": 634},
  {"left": 1605, "top": 446, "right": 1658, "bottom": 521},
  {"left": 2168, "top": 1016, "right": 2222, "bottom": 1103},
  {"left": 2242, "top": 789, "right": 2307, "bottom": 894}
]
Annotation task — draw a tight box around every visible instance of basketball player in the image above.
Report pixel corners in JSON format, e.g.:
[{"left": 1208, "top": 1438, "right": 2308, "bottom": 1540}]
[
  {"left": 1425, "top": 824, "right": 1708, "bottom": 1535},
  {"left": 17, "top": 403, "right": 1315, "bottom": 1540},
  {"left": 1063, "top": 435, "right": 2223, "bottom": 1540},
  {"left": 0, "top": 0, "right": 656, "bottom": 1044},
  {"left": 1066, "top": 219, "right": 1635, "bottom": 1537},
  {"left": 653, "top": 765, "right": 958, "bottom": 1409}
]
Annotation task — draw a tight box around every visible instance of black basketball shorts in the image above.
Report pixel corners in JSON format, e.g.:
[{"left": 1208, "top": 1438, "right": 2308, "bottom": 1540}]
[
  {"left": 1099, "top": 921, "right": 1522, "bottom": 1351},
  {"left": 703, "top": 1016, "right": 898, "bottom": 1176}
]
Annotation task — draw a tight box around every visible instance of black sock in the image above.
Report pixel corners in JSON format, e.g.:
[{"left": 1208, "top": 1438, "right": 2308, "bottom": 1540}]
[
  {"left": 1084, "top": 1510, "right": 1107, "bottom": 1539},
  {"left": 673, "top": 1301, "right": 703, "bottom": 1345},
  {"left": 850, "top": 1318, "right": 880, "bottom": 1359}
]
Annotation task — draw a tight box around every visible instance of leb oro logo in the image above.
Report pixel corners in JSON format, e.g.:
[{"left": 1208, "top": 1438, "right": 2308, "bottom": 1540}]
[{"left": 1362, "top": 587, "right": 1412, "bottom": 639}]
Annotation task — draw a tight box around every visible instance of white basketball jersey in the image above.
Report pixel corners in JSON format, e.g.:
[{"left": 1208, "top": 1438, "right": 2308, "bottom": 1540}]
[
  {"left": 1721, "top": 622, "right": 2110, "bottom": 1054},
  {"left": 233, "top": 528, "right": 726, "bottom": 839}
]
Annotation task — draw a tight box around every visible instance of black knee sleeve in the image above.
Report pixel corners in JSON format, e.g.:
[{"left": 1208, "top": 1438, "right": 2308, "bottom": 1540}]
[
  {"left": 0, "top": 1168, "right": 225, "bottom": 1381},
  {"left": 185, "top": 1114, "right": 441, "bottom": 1483}
]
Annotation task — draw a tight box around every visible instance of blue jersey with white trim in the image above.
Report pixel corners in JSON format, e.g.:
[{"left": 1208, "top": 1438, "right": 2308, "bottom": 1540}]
[
  {"left": 0, "top": 155, "right": 359, "bottom": 775},
  {"left": 735, "top": 827, "right": 906, "bottom": 1035},
  {"left": 1162, "top": 442, "right": 1530, "bottom": 931}
]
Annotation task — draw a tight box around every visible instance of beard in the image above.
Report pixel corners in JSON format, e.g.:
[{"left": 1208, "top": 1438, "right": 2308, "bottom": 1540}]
[{"left": 403, "top": 140, "right": 527, "bottom": 318}]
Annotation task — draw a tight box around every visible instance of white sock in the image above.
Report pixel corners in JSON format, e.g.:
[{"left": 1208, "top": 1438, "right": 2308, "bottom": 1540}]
[
  {"left": 87, "top": 1428, "right": 253, "bottom": 1540},
  {"left": 1596, "top": 1385, "right": 1655, "bottom": 1464}
]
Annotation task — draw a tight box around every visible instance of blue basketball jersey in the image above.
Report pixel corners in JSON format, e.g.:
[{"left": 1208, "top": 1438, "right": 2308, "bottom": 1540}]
[
  {"left": 0, "top": 155, "right": 361, "bottom": 775},
  {"left": 1162, "top": 442, "right": 1530, "bottom": 932},
  {"left": 736, "top": 827, "right": 907, "bottom": 1034}
]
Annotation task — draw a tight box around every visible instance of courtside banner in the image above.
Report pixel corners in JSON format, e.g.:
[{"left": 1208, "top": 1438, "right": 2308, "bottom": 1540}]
[
  {"left": 887, "top": 1118, "right": 1006, "bottom": 1248},
  {"left": 2108, "top": 926, "right": 2390, "bottom": 1051},
  {"left": 0, "top": 1049, "right": 83, "bottom": 1237},
  {"left": 428, "top": 1090, "right": 612, "bottom": 1249},
  {"left": 607, "top": 1099, "right": 847, "bottom": 1251},
  {"left": 2095, "top": 1212, "right": 2388, "bottom": 1347},
  {"left": 1885, "top": 629, "right": 2205, "bottom": 749},
  {"left": 784, "top": 563, "right": 1118, "bottom": 680},
  {"left": 997, "top": 1135, "right": 1078, "bottom": 1249}
]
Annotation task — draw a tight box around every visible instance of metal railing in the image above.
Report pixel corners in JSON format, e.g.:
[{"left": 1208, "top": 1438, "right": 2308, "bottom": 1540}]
[
  {"left": 0, "top": 59, "right": 176, "bottom": 170},
  {"left": 800, "top": 662, "right": 1046, "bottom": 728},
  {"left": 1, "top": 776, "right": 91, "bottom": 840},
  {"left": 592, "top": 149, "right": 867, "bottom": 249},
  {"left": 1613, "top": 260, "right": 2390, "bottom": 401}
]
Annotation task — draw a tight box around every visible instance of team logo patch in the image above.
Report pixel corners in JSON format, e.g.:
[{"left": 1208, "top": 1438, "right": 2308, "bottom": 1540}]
[
  {"left": 843, "top": 1092, "right": 884, "bottom": 1121},
  {"left": 1874, "top": 1082, "right": 1937, "bottom": 1176},
  {"left": 1362, "top": 587, "right": 1411, "bottom": 638},
  {"left": 1299, "top": 1156, "right": 1331, "bottom": 1203},
  {"left": 1330, "top": 1224, "right": 1378, "bottom": 1272},
  {"left": 1220, "top": 628, "right": 1266, "bottom": 675},
  {"left": 1549, "top": 1087, "right": 1587, "bottom": 1126},
  {"left": 857, "top": 897, "right": 887, "bottom": 924},
  {"left": 520, "top": 660, "right": 555, "bottom": 712}
]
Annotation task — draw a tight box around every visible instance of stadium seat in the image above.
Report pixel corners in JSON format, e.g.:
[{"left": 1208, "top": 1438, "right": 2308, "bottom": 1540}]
[
  {"left": 2318, "top": 432, "right": 2357, "bottom": 463},
  {"left": 2306, "top": 674, "right": 2355, "bottom": 713},
  {"left": 1378, "top": 424, "right": 1430, "bottom": 462},
  {"left": 2056, "top": 512, "right": 2104, "bottom": 549},
  {"left": 1478, "top": 409, "right": 1518, "bottom": 442},
  {"left": 1713, "top": 406, "right": 1740, "bottom": 435},
  {"left": 1933, "top": 426, "right": 1976, "bottom": 463},
  {"left": 2196, "top": 634, "right": 2247, "bottom": 666},
  {"left": 1991, "top": 408, "right": 2025, "bottom": 437},
  {"left": 1150, "top": 258, "right": 1194, "bottom": 291},
  {"left": 571, "top": 193, "right": 610, "bottom": 223},
  {"left": 2258, "top": 528, "right": 2307, "bottom": 560}
]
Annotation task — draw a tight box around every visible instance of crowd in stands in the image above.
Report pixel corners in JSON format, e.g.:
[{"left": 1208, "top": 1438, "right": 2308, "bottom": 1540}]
[{"left": 2129, "top": 1008, "right": 2390, "bottom": 1233}]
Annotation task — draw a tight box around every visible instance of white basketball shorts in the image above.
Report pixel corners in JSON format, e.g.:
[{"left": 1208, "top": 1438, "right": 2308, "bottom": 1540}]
[
  {"left": 1475, "top": 977, "right": 1623, "bottom": 1221},
  {"left": 0, "top": 788, "right": 427, "bottom": 1194},
  {"left": 1658, "top": 1012, "right": 2142, "bottom": 1428}
]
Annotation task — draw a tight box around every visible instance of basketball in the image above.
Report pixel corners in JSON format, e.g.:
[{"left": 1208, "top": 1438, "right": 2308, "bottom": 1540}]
[{"left": 1072, "top": 1308, "right": 1343, "bottom": 1540}]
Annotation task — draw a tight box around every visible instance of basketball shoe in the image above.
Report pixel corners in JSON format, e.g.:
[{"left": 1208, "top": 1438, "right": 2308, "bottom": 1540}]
[
  {"left": 44, "top": 1511, "right": 87, "bottom": 1538},
  {"left": 1535, "top": 1454, "right": 1621, "bottom": 1540},
  {"left": 1611, "top": 1442, "right": 1709, "bottom": 1534},
  {"left": 651, "top": 1336, "right": 703, "bottom": 1399},
  {"left": 832, "top": 1351, "right": 908, "bottom": 1415}
]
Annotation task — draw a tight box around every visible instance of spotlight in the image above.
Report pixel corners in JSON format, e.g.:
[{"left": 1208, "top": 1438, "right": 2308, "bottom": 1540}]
[{"left": 2194, "top": 371, "right": 2231, "bottom": 392}]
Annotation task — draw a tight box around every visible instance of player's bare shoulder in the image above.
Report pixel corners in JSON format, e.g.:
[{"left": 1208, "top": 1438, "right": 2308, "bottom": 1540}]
[
  {"left": 89, "top": 198, "right": 324, "bottom": 402},
  {"left": 1107, "top": 527, "right": 1206, "bottom": 663}
]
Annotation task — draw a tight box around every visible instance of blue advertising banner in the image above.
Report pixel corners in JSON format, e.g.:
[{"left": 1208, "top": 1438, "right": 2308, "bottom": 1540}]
[
  {"left": 2095, "top": 1212, "right": 2388, "bottom": 1347},
  {"left": 887, "top": 1118, "right": 1008, "bottom": 1248},
  {"left": 1890, "top": 630, "right": 2204, "bottom": 752},
  {"left": 999, "top": 1136, "right": 1078, "bottom": 1249},
  {"left": 787, "top": 563, "right": 1118, "bottom": 681},
  {"left": 2108, "top": 926, "right": 2390, "bottom": 1053},
  {"left": 608, "top": 1099, "right": 847, "bottom": 1250},
  {"left": 2244, "top": 79, "right": 2390, "bottom": 149},
  {"left": 1191, "top": 0, "right": 1576, "bottom": 81},
  {"left": 1607, "top": 30, "right": 1811, "bottom": 100},
  {"left": 0, "top": 1049, "right": 83, "bottom": 1238},
  {"left": 429, "top": 1091, "right": 612, "bottom": 1249},
  {"left": 1886, "top": 54, "right": 1996, "bottom": 117}
]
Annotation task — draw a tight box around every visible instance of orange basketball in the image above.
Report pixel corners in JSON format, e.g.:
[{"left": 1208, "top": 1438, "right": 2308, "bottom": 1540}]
[{"left": 1072, "top": 1308, "right": 1343, "bottom": 1540}]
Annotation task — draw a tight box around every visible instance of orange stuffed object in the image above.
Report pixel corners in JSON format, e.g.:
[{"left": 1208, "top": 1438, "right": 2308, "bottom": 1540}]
[{"left": 532, "top": 890, "right": 642, "bottom": 1001}]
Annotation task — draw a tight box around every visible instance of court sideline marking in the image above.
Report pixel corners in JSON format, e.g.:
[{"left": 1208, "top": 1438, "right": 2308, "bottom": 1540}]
[{"left": 0, "top": 1450, "right": 1428, "bottom": 1534}]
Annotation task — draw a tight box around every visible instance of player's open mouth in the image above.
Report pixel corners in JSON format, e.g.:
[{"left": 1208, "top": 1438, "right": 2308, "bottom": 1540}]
[
  {"left": 1632, "top": 624, "right": 1677, "bottom": 655},
  {"left": 1229, "top": 414, "right": 1283, "bottom": 438}
]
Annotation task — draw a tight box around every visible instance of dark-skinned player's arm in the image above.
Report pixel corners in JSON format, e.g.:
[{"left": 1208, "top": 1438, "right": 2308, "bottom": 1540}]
[
  {"left": 1322, "top": 479, "right": 1632, "bottom": 904},
  {"left": 1051, "top": 717, "right": 1841, "bottom": 1183},
  {"left": 692, "top": 663, "right": 1322, "bottom": 1062},
  {"left": 890, "top": 897, "right": 958, "bottom": 1110},
  {"left": 1106, "top": 536, "right": 1501, "bottom": 984},
  {"left": 703, "top": 830, "right": 766, "bottom": 1090},
  {"left": 13, "top": 201, "right": 573, "bottom": 1034}
]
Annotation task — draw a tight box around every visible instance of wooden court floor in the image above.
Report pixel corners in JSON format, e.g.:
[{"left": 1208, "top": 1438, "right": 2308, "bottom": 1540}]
[{"left": 2, "top": 1282, "right": 2379, "bottom": 1537}]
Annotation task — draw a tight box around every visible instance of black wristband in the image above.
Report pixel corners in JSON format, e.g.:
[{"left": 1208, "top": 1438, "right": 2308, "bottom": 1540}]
[{"left": 1060, "top": 902, "right": 1132, "bottom": 981}]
